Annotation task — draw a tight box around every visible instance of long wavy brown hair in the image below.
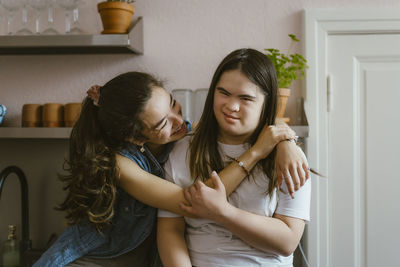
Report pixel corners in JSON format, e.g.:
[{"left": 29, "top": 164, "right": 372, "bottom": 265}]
[
  {"left": 57, "top": 72, "right": 163, "bottom": 232},
  {"left": 189, "top": 48, "right": 279, "bottom": 195}
]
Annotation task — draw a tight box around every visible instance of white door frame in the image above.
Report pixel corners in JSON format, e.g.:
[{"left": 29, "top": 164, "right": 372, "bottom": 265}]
[{"left": 303, "top": 8, "right": 400, "bottom": 267}]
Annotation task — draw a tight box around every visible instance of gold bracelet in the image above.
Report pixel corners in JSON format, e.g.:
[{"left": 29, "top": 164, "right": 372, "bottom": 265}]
[{"left": 234, "top": 158, "right": 250, "bottom": 177}]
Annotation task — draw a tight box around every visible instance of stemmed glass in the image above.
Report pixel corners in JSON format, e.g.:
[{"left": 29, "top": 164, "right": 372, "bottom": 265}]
[
  {"left": 57, "top": 0, "right": 84, "bottom": 34},
  {"left": 0, "top": 4, "right": 5, "bottom": 35},
  {"left": 16, "top": 0, "right": 33, "bottom": 35},
  {"left": 42, "top": 0, "right": 59, "bottom": 34},
  {"left": 0, "top": 0, "right": 20, "bottom": 35},
  {"left": 70, "top": 5, "right": 85, "bottom": 34},
  {"left": 30, "top": 0, "right": 47, "bottom": 34}
]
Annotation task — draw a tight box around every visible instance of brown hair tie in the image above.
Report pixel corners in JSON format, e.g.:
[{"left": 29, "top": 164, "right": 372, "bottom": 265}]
[{"left": 87, "top": 85, "right": 101, "bottom": 106}]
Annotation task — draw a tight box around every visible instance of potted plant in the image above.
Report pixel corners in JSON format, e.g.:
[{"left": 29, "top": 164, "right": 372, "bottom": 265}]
[
  {"left": 265, "top": 34, "right": 308, "bottom": 121},
  {"left": 97, "top": 0, "right": 135, "bottom": 34}
]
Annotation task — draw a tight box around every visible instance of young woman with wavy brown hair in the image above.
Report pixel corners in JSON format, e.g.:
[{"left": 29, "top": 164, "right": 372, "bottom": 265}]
[{"left": 34, "top": 71, "right": 308, "bottom": 267}]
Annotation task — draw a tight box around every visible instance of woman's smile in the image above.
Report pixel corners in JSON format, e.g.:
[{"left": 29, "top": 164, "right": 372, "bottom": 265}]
[
  {"left": 223, "top": 112, "right": 239, "bottom": 123},
  {"left": 172, "top": 122, "right": 187, "bottom": 136}
]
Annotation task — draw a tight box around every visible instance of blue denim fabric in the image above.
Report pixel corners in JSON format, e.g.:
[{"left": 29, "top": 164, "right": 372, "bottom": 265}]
[
  {"left": 33, "top": 121, "right": 191, "bottom": 267},
  {"left": 33, "top": 142, "right": 173, "bottom": 267}
]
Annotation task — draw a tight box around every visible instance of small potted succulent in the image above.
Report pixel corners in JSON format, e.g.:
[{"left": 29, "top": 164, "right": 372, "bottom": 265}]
[
  {"left": 265, "top": 34, "right": 308, "bottom": 121},
  {"left": 98, "top": 0, "right": 135, "bottom": 34}
]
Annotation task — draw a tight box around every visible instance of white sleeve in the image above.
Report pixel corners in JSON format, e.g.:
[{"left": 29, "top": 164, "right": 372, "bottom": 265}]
[
  {"left": 275, "top": 147, "right": 311, "bottom": 221},
  {"left": 275, "top": 178, "right": 311, "bottom": 221},
  {"left": 157, "top": 154, "right": 182, "bottom": 218}
]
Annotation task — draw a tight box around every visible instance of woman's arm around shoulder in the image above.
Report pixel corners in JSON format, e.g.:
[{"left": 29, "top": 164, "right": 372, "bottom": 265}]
[
  {"left": 116, "top": 122, "right": 306, "bottom": 218},
  {"left": 115, "top": 139, "right": 269, "bottom": 217},
  {"left": 116, "top": 153, "right": 192, "bottom": 216}
]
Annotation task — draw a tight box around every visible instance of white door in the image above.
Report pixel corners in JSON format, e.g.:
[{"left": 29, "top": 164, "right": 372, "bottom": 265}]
[
  {"left": 304, "top": 9, "right": 400, "bottom": 267},
  {"left": 327, "top": 34, "right": 400, "bottom": 267}
]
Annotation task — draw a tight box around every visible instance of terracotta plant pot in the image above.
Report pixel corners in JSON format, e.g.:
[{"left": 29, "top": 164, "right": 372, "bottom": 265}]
[
  {"left": 276, "top": 88, "right": 291, "bottom": 122},
  {"left": 98, "top": 2, "right": 135, "bottom": 34}
]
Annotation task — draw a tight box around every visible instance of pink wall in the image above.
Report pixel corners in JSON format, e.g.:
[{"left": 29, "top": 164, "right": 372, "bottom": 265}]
[{"left": 2, "top": 0, "right": 400, "bottom": 126}]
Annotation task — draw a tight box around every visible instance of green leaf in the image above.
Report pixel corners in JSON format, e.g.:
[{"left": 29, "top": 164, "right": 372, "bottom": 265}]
[
  {"left": 289, "top": 34, "right": 299, "bottom": 42},
  {"left": 264, "top": 34, "right": 308, "bottom": 88}
]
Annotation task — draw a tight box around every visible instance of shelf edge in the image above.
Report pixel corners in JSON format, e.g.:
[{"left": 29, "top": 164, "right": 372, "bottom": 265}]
[{"left": 0, "top": 127, "right": 72, "bottom": 139}]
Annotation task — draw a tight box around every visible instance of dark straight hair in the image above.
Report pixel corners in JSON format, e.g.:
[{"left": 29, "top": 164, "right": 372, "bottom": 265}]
[{"left": 189, "top": 48, "right": 279, "bottom": 195}]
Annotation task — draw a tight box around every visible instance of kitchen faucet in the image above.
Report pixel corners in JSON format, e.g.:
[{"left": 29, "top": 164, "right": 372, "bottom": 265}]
[{"left": 0, "top": 166, "right": 32, "bottom": 254}]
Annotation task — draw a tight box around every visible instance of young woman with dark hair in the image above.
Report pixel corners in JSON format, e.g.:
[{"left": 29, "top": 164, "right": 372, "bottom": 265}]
[
  {"left": 34, "top": 71, "right": 308, "bottom": 266},
  {"left": 158, "top": 49, "right": 311, "bottom": 266}
]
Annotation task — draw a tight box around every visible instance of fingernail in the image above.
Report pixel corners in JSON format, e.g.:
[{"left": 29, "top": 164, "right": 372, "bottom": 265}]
[
  {"left": 291, "top": 194, "right": 295, "bottom": 199},
  {"left": 212, "top": 170, "right": 217, "bottom": 175}
]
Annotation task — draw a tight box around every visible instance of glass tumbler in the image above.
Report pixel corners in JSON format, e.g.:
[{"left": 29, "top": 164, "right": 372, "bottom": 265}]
[
  {"left": 172, "top": 89, "right": 193, "bottom": 123},
  {"left": 193, "top": 88, "right": 209, "bottom": 122}
]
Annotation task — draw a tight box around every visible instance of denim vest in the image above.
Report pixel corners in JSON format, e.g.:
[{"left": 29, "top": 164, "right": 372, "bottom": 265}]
[{"left": 33, "top": 141, "right": 177, "bottom": 267}]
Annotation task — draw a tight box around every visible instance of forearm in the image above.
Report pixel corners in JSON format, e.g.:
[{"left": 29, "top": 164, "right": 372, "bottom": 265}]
[
  {"left": 215, "top": 205, "right": 304, "bottom": 256},
  {"left": 157, "top": 218, "right": 191, "bottom": 267},
  {"left": 205, "top": 146, "right": 263, "bottom": 195},
  {"left": 117, "top": 148, "right": 264, "bottom": 217},
  {"left": 275, "top": 139, "right": 310, "bottom": 195}
]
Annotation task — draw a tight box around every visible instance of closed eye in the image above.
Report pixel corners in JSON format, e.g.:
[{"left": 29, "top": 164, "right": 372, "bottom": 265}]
[
  {"left": 216, "top": 87, "right": 230, "bottom": 96},
  {"left": 160, "top": 120, "right": 167, "bottom": 130},
  {"left": 241, "top": 97, "right": 254, "bottom": 102},
  {"left": 156, "top": 95, "right": 177, "bottom": 131}
]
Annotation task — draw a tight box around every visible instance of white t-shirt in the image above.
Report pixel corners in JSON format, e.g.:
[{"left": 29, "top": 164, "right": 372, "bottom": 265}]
[{"left": 158, "top": 136, "right": 311, "bottom": 267}]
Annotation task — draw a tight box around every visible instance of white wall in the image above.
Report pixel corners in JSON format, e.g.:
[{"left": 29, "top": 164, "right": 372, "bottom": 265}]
[{"left": 1, "top": 0, "right": 400, "bottom": 255}]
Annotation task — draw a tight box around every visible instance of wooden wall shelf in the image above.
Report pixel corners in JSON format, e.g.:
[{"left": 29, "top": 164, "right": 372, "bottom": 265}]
[
  {"left": 0, "top": 17, "right": 143, "bottom": 55},
  {"left": 0, "top": 127, "right": 72, "bottom": 139}
]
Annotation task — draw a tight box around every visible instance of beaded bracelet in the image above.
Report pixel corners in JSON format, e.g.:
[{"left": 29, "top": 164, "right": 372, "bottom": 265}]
[{"left": 234, "top": 158, "right": 250, "bottom": 177}]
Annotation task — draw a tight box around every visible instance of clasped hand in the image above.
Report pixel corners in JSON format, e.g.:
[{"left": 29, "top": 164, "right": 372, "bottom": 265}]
[
  {"left": 253, "top": 123, "right": 310, "bottom": 197},
  {"left": 180, "top": 171, "right": 229, "bottom": 221}
]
